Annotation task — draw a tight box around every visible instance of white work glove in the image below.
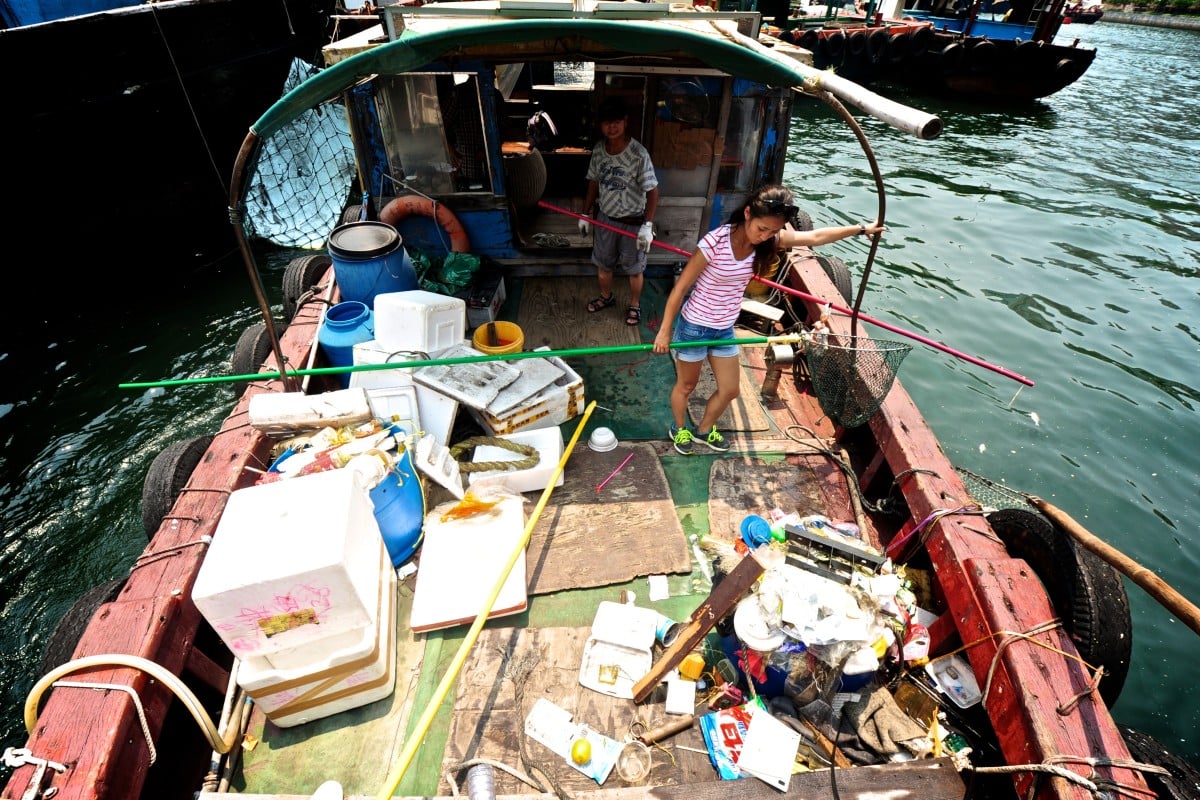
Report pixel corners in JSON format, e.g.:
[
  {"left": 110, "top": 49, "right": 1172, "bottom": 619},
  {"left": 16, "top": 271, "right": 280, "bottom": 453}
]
[
  {"left": 578, "top": 215, "right": 591, "bottom": 236},
  {"left": 637, "top": 221, "right": 654, "bottom": 253}
]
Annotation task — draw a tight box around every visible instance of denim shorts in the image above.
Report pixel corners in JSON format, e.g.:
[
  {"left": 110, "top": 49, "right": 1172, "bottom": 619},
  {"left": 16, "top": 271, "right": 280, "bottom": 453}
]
[{"left": 671, "top": 318, "right": 739, "bottom": 362}]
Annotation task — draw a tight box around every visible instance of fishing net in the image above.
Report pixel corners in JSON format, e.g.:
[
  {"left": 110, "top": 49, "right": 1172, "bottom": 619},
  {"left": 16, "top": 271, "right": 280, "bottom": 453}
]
[
  {"left": 803, "top": 333, "right": 911, "bottom": 428},
  {"left": 955, "top": 467, "right": 1039, "bottom": 514}
]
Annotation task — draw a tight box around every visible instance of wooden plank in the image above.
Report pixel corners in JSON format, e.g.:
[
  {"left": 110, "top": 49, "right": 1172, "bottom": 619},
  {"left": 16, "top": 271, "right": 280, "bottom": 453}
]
[
  {"left": 632, "top": 553, "right": 764, "bottom": 703},
  {"left": 527, "top": 443, "right": 690, "bottom": 595},
  {"left": 202, "top": 756, "right": 965, "bottom": 799},
  {"left": 519, "top": 276, "right": 640, "bottom": 350}
]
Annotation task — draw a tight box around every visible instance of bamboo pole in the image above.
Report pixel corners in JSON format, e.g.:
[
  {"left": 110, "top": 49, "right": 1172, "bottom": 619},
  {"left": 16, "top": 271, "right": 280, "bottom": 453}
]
[
  {"left": 1028, "top": 495, "right": 1200, "bottom": 638},
  {"left": 118, "top": 335, "right": 802, "bottom": 390},
  {"left": 375, "top": 401, "right": 597, "bottom": 800}
]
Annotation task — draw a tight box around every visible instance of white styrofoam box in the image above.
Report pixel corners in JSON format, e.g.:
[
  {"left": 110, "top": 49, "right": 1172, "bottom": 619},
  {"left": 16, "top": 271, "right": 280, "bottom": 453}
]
[
  {"left": 193, "top": 468, "right": 384, "bottom": 659},
  {"left": 238, "top": 555, "right": 397, "bottom": 727},
  {"left": 468, "top": 426, "right": 564, "bottom": 494},
  {"left": 248, "top": 388, "right": 373, "bottom": 436},
  {"left": 414, "top": 383, "right": 459, "bottom": 446},
  {"left": 374, "top": 290, "right": 466, "bottom": 354},
  {"left": 366, "top": 385, "right": 420, "bottom": 438},
  {"left": 468, "top": 354, "right": 584, "bottom": 435},
  {"left": 349, "top": 339, "right": 418, "bottom": 391}
]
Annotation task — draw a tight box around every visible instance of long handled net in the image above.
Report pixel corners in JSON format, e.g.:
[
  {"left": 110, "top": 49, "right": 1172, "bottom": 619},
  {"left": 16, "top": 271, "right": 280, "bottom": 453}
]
[{"left": 803, "top": 333, "right": 911, "bottom": 428}]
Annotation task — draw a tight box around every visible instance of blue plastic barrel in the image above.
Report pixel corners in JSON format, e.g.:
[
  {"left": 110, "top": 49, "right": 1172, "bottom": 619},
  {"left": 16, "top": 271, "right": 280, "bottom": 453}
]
[
  {"left": 326, "top": 221, "right": 418, "bottom": 308},
  {"left": 318, "top": 301, "right": 374, "bottom": 388}
]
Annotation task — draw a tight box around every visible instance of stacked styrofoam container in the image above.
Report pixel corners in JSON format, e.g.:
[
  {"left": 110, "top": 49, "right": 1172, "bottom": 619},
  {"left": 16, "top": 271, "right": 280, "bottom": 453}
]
[
  {"left": 193, "top": 468, "right": 397, "bottom": 726},
  {"left": 373, "top": 290, "right": 466, "bottom": 354},
  {"left": 469, "top": 354, "right": 585, "bottom": 435}
]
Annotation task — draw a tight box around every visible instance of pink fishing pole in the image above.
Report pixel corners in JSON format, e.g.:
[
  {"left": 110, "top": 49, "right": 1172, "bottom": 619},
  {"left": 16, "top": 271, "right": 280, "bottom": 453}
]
[{"left": 537, "top": 200, "right": 1033, "bottom": 387}]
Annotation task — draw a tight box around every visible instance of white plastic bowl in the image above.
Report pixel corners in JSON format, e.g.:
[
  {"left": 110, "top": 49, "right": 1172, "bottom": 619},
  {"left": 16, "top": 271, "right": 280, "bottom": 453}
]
[{"left": 588, "top": 427, "right": 618, "bottom": 452}]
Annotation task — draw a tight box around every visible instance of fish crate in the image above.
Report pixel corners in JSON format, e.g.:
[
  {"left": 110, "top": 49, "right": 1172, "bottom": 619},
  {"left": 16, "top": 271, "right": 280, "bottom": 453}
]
[
  {"left": 468, "top": 354, "right": 585, "bottom": 435},
  {"left": 783, "top": 522, "right": 886, "bottom": 584}
]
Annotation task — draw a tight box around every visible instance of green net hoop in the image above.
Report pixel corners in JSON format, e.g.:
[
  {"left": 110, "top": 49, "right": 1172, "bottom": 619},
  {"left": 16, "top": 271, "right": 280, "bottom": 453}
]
[{"left": 804, "top": 333, "right": 912, "bottom": 428}]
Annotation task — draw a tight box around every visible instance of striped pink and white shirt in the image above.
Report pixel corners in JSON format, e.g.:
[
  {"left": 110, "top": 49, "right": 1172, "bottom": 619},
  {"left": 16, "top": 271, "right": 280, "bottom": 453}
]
[{"left": 682, "top": 224, "right": 770, "bottom": 329}]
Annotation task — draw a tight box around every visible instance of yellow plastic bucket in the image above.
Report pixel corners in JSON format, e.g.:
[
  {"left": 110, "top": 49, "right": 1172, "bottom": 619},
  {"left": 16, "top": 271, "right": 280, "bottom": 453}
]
[
  {"left": 745, "top": 255, "right": 781, "bottom": 301},
  {"left": 472, "top": 321, "right": 524, "bottom": 355}
]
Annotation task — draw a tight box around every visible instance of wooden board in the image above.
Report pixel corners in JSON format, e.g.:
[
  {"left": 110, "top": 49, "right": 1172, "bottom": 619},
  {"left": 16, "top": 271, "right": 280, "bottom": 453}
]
[
  {"left": 527, "top": 443, "right": 690, "bottom": 595},
  {"left": 443, "top": 625, "right": 719, "bottom": 795},
  {"left": 707, "top": 455, "right": 853, "bottom": 544},
  {"left": 519, "top": 276, "right": 641, "bottom": 350}
]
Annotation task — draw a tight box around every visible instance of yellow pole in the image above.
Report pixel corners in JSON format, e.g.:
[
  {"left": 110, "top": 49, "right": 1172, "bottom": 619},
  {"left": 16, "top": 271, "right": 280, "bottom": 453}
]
[{"left": 375, "top": 401, "right": 597, "bottom": 800}]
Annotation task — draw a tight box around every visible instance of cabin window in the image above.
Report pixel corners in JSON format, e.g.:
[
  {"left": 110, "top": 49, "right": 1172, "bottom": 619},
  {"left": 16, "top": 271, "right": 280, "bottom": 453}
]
[
  {"left": 373, "top": 73, "right": 494, "bottom": 195},
  {"left": 719, "top": 95, "right": 768, "bottom": 192}
]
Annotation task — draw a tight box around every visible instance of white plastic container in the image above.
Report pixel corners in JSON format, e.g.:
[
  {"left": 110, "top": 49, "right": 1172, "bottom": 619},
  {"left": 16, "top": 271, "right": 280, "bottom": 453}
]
[
  {"left": 467, "top": 426, "right": 564, "bottom": 493},
  {"left": 193, "top": 468, "right": 384, "bottom": 659},
  {"left": 349, "top": 339, "right": 418, "bottom": 391},
  {"left": 237, "top": 554, "right": 397, "bottom": 727},
  {"left": 469, "top": 355, "right": 584, "bottom": 435},
  {"left": 374, "top": 290, "right": 465, "bottom": 354}
]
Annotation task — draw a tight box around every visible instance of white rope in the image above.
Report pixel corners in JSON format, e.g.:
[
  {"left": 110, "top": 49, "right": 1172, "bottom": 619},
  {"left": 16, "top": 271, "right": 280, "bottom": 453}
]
[{"left": 51, "top": 681, "right": 158, "bottom": 765}]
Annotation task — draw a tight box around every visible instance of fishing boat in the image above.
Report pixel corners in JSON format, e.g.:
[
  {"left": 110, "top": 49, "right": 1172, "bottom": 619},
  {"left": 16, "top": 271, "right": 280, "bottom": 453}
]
[
  {"left": 776, "top": 0, "right": 1095, "bottom": 101},
  {"left": 0, "top": 0, "right": 338, "bottom": 303},
  {"left": 6, "top": 3, "right": 1178, "bottom": 800}
]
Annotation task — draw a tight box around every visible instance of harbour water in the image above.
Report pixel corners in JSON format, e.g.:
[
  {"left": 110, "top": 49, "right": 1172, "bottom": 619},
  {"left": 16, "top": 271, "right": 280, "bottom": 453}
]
[{"left": 0, "top": 17, "right": 1196, "bottom": 786}]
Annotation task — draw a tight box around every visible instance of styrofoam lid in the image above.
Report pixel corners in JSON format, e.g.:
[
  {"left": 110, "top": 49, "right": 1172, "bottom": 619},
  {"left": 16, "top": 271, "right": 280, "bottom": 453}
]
[{"left": 733, "top": 595, "right": 787, "bottom": 652}]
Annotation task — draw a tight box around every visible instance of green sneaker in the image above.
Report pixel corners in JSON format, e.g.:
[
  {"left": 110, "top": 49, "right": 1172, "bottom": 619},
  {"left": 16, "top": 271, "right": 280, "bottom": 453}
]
[
  {"left": 703, "top": 425, "right": 730, "bottom": 453},
  {"left": 669, "top": 424, "right": 694, "bottom": 455}
]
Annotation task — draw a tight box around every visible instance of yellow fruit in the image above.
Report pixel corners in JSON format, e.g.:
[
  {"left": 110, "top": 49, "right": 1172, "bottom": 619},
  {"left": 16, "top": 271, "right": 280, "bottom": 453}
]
[{"left": 571, "top": 737, "right": 592, "bottom": 765}]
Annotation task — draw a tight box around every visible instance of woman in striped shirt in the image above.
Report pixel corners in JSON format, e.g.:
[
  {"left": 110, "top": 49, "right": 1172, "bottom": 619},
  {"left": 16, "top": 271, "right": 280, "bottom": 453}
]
[{"left": 652, "top": 184, "right": 886, "bottom": 455}]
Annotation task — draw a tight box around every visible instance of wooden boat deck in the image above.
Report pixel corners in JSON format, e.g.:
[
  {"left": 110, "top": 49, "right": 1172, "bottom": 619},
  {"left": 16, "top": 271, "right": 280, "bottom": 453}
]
[{"left": 200, "top": 258, "right": 969, "bottom": 798}]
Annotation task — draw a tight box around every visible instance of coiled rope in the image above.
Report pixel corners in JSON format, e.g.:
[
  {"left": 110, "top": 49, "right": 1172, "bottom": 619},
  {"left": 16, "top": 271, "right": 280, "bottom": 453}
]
[{"left": 449, "top": 436, "right": 539, "bottom": 473}]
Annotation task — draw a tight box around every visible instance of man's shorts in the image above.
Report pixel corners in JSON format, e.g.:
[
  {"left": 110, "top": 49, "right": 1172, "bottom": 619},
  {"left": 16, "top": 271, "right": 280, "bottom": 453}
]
[
  {"left": 671, "top": 318, "right": 739, "bottom": 362},
  {"left": 592, "top": 211, "right": 647, "bottom": 276}
]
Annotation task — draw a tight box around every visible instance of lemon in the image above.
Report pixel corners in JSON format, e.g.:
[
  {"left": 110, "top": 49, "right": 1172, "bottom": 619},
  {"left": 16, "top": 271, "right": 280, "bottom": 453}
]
[{"left": 570, "top": 737, "right": 592, "bottom": 765}]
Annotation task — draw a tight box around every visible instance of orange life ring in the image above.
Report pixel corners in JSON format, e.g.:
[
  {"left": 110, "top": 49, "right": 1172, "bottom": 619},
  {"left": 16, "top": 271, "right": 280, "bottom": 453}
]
[{"left": 378, "top": 195, "right": 471, "bottom": 253}]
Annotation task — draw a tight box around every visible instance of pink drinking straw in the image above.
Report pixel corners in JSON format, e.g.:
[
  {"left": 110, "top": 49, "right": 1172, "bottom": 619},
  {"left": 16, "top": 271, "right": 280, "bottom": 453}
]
[{"left": 596, "top": 453, "right": 635, "bottom": 492}]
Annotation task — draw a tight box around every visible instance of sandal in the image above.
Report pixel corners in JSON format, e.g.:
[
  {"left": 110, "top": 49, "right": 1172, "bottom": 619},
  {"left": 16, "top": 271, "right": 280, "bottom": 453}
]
[
  {"left": 587, "top": 293, "right": 616, "bottom": 313},
  {"left": 625, "top": 305, "right": 642, "bottom": 326}
]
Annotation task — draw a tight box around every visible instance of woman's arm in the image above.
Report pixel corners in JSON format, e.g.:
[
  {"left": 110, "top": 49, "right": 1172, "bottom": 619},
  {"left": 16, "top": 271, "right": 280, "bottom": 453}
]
[{"left": 777, "top": 221, "right": 886, "bottom": 249}]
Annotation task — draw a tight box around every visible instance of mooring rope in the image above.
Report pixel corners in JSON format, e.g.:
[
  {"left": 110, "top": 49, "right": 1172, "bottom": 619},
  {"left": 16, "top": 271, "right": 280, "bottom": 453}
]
[{"left": 448, "top": 436, "right": 539, "bottom": 473}]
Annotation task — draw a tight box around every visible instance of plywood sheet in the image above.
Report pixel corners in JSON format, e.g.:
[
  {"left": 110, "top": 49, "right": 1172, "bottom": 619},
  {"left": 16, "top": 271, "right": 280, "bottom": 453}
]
[
  {"left": 519, "top": 276, "right": 641, "bottom": 350},
  {"left": 527, "top": 443, "right": 690, "bottom": 595},
  {"left": 443, "top": 625, "right": 717, "bottom": 796},
  {"left": 707, "top": 455, "right": 852, "bottom": 543}
]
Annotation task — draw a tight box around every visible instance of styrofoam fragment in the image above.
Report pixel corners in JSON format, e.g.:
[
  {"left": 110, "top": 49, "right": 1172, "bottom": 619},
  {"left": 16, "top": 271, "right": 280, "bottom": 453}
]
[{"left": 414, "top": 434, "right": 465, "bottom": 499}]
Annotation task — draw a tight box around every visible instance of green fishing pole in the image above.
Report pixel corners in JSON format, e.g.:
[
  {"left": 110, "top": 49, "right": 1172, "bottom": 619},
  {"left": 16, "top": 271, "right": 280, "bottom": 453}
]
[{"left": 119, "top": 333, "right": 804, "bottom": 390}]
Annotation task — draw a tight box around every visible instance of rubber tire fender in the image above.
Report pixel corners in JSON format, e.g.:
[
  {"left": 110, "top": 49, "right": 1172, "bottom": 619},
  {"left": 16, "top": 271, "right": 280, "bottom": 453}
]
[
  {"left": 888, "top": 31, "right": 911, "bottom": 64},
  {"left": 340, "top": 204, "right": 365, "bottom": 225},
  {"left": 141, "top": 434, "right": 215, "bottom": 538},
  {"left": 825, "top": 29, "right": 846, "bottom": 61},
  {"left": 848, "top": 30, "right": 868, "bottom": 57},
  {"left": 282, "top": 254, "right": 332, "bottom": 320},
  {"left": 986, "top": 508, "right": 1132, "bottom": 707},
  {"left": 1117, "top": 725, "right": 1200, "bottom": 800},
  {"left": 792, "top": 208, "right": 814, "bottom": 232},
  {"left": 1055, "top": 56, "right": 1086, "bottom": 83},
  {"left": 909, "top": 25, "right": 933, "bottom": 58},
  {"left": 815, "top": 253, "right": 854, "bottom": 305},
  {"left": 799, "top": 29, "right": 820, "bottom": 54},
  {"left": 867, "top": 28, "right": 891, "bottom": 64},
  {"left": 968, "top": 38, "right": 998, "bottom": 71},
  {"left": 38, "top": 578, "right": 127, "bottom": 677},
  {"left": 939, "top": 41, "right": 965, "bottom": 74},
  {"left": 230, "top": 320, "right": 287, "bottom": 398}
]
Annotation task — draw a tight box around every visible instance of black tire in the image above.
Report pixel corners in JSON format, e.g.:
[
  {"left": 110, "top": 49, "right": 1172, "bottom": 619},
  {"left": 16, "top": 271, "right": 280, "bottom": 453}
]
[
  {"left": 141, "top": 434, "right": 215, "bottom": 538},
  {"left": 793, "top": 209, "right": 814, "bottom": 232},
  {"left": 799, "top": 29, "right": 819, "bottom": 54},
  {"left": 1055, "top": 56, "right": 1086, "bottom": 83},
  {"left": 940, "top": 41, "right": 965, "bottom": 74},
  {"left": 868, "top": 28, "right": 890, "bottom": 64},
  {"left": 848, "top": 30, "right": 868, "bottom": 57},
  {"left": 340, "top": 204, "right": 364, "bottom": 225},
  {"left": 38, "top": 578, "right": 127, "bottom": 676},
  {"left": 910, "top": 26, "right": 933, "bottom": 58},
  {"left": 968, "top": 39, "right": 998, "bottom": 71},
  {"left": 888, "top": 31, "right": 911, "bottom": 64},
  {"left": 987, "top": 508, "right": 1132, "bottom": 707},
  {"left": 230, "top": 320, "right": 286, "bottom": 398},
  {"left": 282, "top": 254, "right": 332, "bottom": 319},
  {"left": 815, "top": 253, "right": 854, "bottom": 305},
  {"left": 1118, "top": 725, "right": 1200, "bottom": 800},
  {"left": 825, "top": 30, "right": 846, "bottom": 60}
]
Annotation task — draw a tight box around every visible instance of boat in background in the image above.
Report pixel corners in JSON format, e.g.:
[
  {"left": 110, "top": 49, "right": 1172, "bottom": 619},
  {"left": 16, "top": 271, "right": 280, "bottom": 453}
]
[
  {"left": 777, "top": 0, "right": 1095, "bottom": 100},
  {"left": 4, "top": 4, "right": 1162, "bottom": 800},
  {"left": 1063, "top": 2, "right": 1103, "bottom": 22},
  {"left": 0, "top": 0, "right": 339, "bottom": 303}
]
